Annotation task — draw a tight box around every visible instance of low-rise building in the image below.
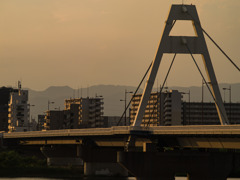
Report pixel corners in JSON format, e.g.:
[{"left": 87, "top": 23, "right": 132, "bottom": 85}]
[
  {"left": 43, "top": 110, "right": 64, "bottom": 130},
  {"left": 182, "top": 102, "right": 240, "bottom": 125},
  {"left": 37, "top": 115, "right": 45, "bottom": 131}
]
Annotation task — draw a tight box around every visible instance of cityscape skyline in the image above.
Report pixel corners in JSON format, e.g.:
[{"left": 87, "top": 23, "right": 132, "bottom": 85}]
[
  {"left": 0, "top": 2, "right": 240, "bottom": 178},
  {"left": 1, "top": 0, "right": 239, "bottom": 91}
]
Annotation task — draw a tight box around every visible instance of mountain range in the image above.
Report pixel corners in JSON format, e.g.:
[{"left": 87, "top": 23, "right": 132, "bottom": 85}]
[{"left": 28, "top": 83, "right": 240, "bottom": 120}]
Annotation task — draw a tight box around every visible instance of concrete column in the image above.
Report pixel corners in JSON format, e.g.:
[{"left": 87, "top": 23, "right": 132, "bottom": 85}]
[
  {"left": 84, "top": 162, "right": 128, "bottom": 176},
  {"left": 137, "top": 178, "right": 172, "bottom": 180},
  {"left": 136, "top": 174, "right": 174, "bottom": 180},
  {"left": 80, "top": 147, "right": 128, "bottom": 177},
  {"left": 189, "top": 175, "right": 226, "bottom": 180},
  {"left": 47, "top": 157, "right": 83, "bottom": 166}
]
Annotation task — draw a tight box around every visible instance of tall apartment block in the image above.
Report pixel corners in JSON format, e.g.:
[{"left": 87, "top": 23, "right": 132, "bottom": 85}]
[
  {"left": 0, "top": 87, "right": 13, "bottom": 132},
  {"left": 79, "top": 97, "right": 104, "bottom": 128},
  {"left": 64, "top": 98, "right": 81, "bottom": 128},
  {"left": 162, "top": 90, "right": 182, "bottom": 126},
  {"left": 130, "top": 90, "right": 182, "bottom": 126},
  {"left": 8, "top": 82, "right": 29, "bottom": 132},
  {"left": 130, "top": 92, "right": 160, "bottom": 126},
  {"left": 65, "top": 97, "right": 105, "bottom": 128}
]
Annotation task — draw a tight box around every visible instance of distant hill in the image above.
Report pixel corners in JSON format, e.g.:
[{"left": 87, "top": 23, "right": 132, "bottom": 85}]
[{"left": 28, "top": 83, "right": 240, "bottom": 120}]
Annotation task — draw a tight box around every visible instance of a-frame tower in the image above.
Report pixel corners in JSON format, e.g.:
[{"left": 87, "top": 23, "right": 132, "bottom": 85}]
[{"left": 132, "top": 4, "right": 229, "bottom": 126}]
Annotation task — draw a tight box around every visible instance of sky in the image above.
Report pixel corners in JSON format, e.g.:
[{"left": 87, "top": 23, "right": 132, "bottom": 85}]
[{"left": 0, "top": 0, "right": 239, "bottom": 91}]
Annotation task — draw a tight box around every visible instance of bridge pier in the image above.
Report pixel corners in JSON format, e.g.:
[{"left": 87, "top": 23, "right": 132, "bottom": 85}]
[
  {"left": 80, "top": 147, "right": 128, "bottom": 177},
  {"left": 40, "top": 145, "right": 83, "bottom": 167},
  {"left": 84, "top": 162, "right": 128, "bottom": 176},
  {"left": 117, "top": 151, "right": 235, "bottom": 180}
]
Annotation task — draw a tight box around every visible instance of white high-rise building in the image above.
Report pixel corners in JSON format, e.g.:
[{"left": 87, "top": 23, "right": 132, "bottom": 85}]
[{"left": 8, "top": 82, "right": 29, "bottom": 132}]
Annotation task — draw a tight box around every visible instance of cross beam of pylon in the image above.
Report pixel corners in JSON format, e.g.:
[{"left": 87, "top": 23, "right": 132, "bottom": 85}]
[{"left": 132, "top": 4, "right": 229, "bottom": 126}]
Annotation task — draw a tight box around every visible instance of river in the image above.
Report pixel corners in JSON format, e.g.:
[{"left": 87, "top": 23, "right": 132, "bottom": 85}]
[{"left": 0, "top": 177, "right": 239, "bottom": 180}]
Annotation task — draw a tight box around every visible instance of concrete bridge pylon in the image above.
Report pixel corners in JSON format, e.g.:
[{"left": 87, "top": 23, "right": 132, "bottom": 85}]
[{"left": 133, "top": 4, "right": 229, "bottom": 126}]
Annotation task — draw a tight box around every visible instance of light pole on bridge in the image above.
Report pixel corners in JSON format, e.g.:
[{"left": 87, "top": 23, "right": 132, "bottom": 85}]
[{"left": 120, "top": 89, "right": 133, "bottom": 126}]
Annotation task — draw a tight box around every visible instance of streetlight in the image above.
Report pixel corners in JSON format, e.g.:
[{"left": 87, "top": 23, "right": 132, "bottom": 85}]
[
  {"left": 181, "top": 90, "right": 190, "bottom": 125},
  {"left": 120, "top": 89, "right": 133, "bottom": 126},
  {"left": 223, "top": 86, "right": 231, "bottom": 123},
  {"left": 48, "top": 100, "right": 55, "bottom": 111}
]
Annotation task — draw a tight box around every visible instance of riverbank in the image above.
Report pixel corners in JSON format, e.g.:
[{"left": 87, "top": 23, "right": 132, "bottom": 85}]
[
  {"left": 0, "top": 150, "right": 84, "bottom": 178},
  {"left": 0, "top": 167, "right": 84, "bottom": 179}
]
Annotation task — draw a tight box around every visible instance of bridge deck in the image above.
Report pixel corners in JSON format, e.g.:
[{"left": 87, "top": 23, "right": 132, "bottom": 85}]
[
  {"left": 3, "top": 125, "right": 240, "bottom": 139},
  {"left": 3, "top": 125, "right": 240, "bottom": 149}
]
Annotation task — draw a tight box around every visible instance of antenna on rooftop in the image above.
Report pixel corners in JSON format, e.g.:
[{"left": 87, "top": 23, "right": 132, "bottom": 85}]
[
  {"left": 18, "top": 81, "right": 21, "bottom": 90},
  {"left": 81, "top": 86, "right": 83, "bottom": 98},
  {"left": 87, "top": 85, "right": 89, "bottom": 97}
]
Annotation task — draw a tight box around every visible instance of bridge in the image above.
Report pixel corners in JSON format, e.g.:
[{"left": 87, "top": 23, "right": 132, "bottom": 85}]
[
  {"left": 2, "top": 3, "right": 240, "bottom": 180},
  {"left": 3, "top": 125, "right": 240, "bottom": 179},
  {"left": 3, "top": 125, "right": 240, "bottom": 149}
]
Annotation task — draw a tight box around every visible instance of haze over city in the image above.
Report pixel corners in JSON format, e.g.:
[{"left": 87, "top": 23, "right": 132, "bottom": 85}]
[
  {"left": 1, "top": 2, "right": 240, "bottom": 179},
  {"left": 1, "top": 0, "right": 239, "bottom": 90}
]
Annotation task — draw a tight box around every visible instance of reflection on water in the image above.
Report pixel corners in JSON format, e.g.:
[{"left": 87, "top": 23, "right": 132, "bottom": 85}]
[{"left": 0, "top": 177, "right": 239, "bottom": 180}]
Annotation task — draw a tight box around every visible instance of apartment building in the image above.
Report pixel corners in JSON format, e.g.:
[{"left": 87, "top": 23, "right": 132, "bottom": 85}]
[
  {"left": 130, "top": 89, "right": 240, "bottom": 126},
  {"left": 8, "top": 83, "right": 29, "bottom": 132},
  {"left": 37, "top": 115, "right": 45, "bottom": 131},
  {"left": 0, "top": 87, "right": 13, "bottom": 132},
  {"left": 182, "top": 102, "right": 240, "bottom": 125},
  {"left": 43, "top": 97, "right": 104, "bottom": 130},
  {"left": 163, "top": 90, "right": 182, "bottom": 126},
  {"left": 130, "top": 90, "right": 182, "bottom": 126},
  {"left": 43, "top": 110, "right": 64, "bottom": 130},
  {"left": 64, "top": 98, "right": 81, "bottom": 128},
  {"left": 130, "top": 92, "right": 160, "bottom": 126},
  {"left": 79, "top": 97, "right": 104, "bottom": 128}
]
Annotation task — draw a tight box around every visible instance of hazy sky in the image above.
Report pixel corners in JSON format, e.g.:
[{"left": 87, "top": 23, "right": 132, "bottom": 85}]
[{"left": 1, "top": 0, "right": 239, "bottom": 90}]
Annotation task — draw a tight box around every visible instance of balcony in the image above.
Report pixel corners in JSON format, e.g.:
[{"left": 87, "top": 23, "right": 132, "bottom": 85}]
[
  {"left": 17, "top": 107, "right": 24, "bottom": 111},
  {"left": 95, "top": 111, "right": 104, "bottom": 116},
  {"left": 95, "top": 101, "right": 104, "bottom": 106},
  {"left": 16, "top": 113, "right": 24, "bottom": 117},
  {"left": 95, "top": 106, "right": 104, "bottom": 111},
  {"left": 89, "top": 114, "right": 96, "bottom": 118}
]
